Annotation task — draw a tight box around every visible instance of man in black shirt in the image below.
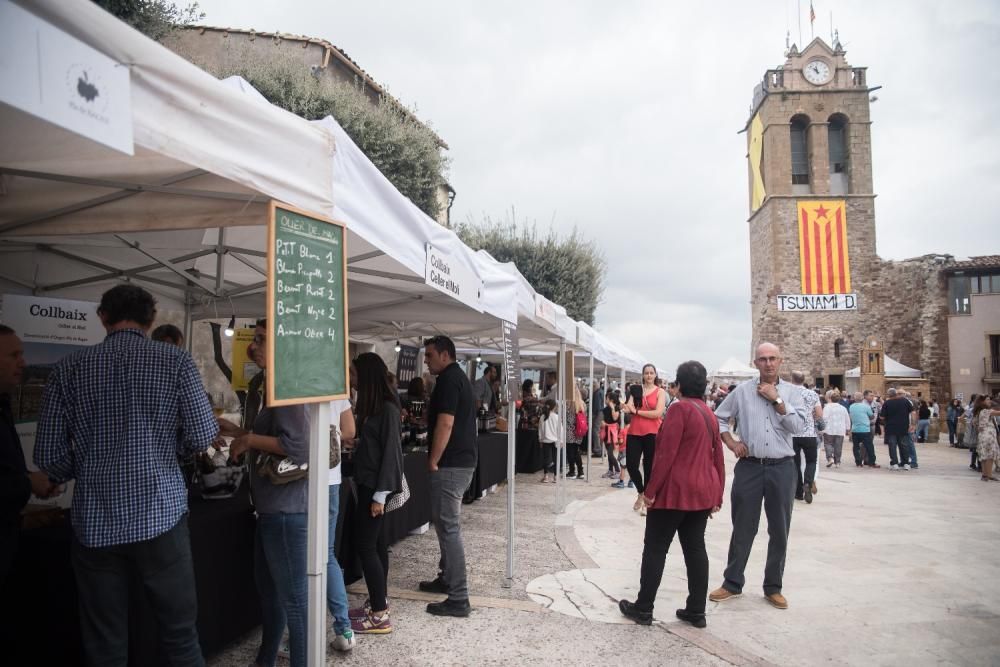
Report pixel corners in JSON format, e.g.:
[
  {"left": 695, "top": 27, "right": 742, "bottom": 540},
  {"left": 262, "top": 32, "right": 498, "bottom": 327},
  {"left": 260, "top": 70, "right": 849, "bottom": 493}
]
[
  {"left": 881, "top": 387, "right": 915, "bottom": 470},
  {"left": 0, "top": 326, "right": 58, "bottom": 583},
  {"left": 419, "top": 335, "right": 477, "bottom": 617}
]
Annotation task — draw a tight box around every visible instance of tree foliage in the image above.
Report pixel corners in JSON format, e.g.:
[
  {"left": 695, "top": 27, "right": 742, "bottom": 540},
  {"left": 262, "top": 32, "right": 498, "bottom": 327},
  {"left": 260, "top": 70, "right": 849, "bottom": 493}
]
[
  {"left": 456, "top": 215, "right": 605, "bottom": 325},
  {"left": 92, "top": 0, "right": 204, "bottom": 41},
  {"left": 180, "top": 48, "right": 449, "bottom": 221}
]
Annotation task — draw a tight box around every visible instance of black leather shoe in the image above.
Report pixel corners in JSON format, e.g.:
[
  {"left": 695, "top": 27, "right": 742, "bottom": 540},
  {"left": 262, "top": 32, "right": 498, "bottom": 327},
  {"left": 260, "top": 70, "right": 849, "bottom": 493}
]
[
  {"left": 426, "top": 598, "right": 471, "bottom": 617},
  {"left": 418, "top": 577, "right": 448, "bottom": 594},
  {"left": 618, "top": 599, "right": 652, "bottom": 625},
  {"left": 675, "top": 608, "right": 707, "bottom": 628}
]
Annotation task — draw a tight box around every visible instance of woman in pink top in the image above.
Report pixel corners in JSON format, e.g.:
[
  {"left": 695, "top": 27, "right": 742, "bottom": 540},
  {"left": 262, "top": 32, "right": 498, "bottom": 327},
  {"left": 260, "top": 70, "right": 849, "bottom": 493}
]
[{"left": 622, "top": 364, "right": 667, "bottom": 513}]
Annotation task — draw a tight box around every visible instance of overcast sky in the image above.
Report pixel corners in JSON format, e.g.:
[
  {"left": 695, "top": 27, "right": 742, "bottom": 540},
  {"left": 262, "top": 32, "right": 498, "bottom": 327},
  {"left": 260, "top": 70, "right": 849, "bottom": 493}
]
[{"left": 191, "top": 0, "right": 1000, "bottom": 377}]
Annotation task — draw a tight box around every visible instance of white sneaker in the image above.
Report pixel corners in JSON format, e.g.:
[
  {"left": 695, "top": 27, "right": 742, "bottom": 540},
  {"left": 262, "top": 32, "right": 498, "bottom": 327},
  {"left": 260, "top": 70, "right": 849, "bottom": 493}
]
[
  {"left": 890, "top": 464, "right": 899, "bottom": 471},
  {"left": 331, "top": 629, "right": 356, "bottom": 652},
  {"left": 902, "top": 464, "right": 911, "bottom": 471}
]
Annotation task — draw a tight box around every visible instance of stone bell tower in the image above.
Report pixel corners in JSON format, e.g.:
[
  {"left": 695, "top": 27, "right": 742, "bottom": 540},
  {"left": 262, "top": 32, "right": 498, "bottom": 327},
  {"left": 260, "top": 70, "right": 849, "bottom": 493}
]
[{"left": 744, "top": 36, "right": 879, "bottom": 389}]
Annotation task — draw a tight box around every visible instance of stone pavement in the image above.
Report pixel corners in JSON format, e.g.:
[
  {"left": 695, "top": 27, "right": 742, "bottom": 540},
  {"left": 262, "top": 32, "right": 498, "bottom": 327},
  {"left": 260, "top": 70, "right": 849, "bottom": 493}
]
[
  {"left": 208, "top": 440, "right": 999, "bottom": 666},
  {"left": 529, "top": 439, "right": 1000, "bottom": 666}
]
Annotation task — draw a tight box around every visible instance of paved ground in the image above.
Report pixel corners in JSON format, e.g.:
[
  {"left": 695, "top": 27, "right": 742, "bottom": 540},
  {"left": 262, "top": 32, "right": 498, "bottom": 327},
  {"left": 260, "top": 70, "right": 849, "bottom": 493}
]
[{"left": 210, "top": 439, "right": 999, "bottom": 666}]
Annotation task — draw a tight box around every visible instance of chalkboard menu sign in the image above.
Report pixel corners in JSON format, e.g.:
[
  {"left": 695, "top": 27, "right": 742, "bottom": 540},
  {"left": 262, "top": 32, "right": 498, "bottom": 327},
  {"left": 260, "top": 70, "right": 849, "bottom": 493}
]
[{"left": 266, "top": 201, "right": 349, "bottom": 406}]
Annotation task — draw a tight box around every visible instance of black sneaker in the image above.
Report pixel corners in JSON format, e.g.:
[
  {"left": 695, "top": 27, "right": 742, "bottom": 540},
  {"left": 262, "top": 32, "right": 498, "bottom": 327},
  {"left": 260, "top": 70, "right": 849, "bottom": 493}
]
[
  {"left": 804, "top": 486, "right": 813, "bottom": 504},
  {"left": 618, "top": 599, "right": 652, "bottom": 626},
  {"left": 675, "top": 608, "right": 707, "bottom": 628},
  {"left": 426, "top": 598, "right": 471, "bottom": 617},
  {"left": 418, "top": 577, "right": 448, "bottom": 594}
]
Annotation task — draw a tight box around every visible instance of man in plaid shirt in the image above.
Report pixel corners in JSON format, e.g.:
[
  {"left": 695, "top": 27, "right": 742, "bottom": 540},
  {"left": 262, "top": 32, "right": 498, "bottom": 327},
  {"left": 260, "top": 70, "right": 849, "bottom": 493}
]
[{"left": 35, "top": 285, "right": 218, "bottom": 666}]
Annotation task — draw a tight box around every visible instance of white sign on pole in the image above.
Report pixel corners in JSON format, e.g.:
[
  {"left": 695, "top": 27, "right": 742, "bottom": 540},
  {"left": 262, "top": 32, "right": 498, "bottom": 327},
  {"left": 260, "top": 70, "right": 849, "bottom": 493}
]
[
  {"left": 776, "top": 293, "right": 858, "bottom": 312},
  {"left": 424, "top": 243, "right": 483, "bottom": 312},
  {"left": 500, "top": 320, "right": 519, "bottom": 401},
  {"left": 0, "top": 2, "right": 134, "bottom": 155}
]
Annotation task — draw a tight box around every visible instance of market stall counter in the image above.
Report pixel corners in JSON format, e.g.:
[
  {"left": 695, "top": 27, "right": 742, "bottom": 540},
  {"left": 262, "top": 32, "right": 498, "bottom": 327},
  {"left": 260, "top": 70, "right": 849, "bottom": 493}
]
[
  {"left": 515, "top": 428, "right": 544, "bottom": 473},
  {"left": 464, "top": 430, "right": 508, "bottom": 502},
  {"left": 5, "top": 483, "right": 259, "bottom": 666}
]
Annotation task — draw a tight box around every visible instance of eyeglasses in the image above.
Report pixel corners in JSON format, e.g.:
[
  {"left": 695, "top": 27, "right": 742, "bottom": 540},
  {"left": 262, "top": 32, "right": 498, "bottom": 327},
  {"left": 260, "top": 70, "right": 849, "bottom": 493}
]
[{"left": 755, "top": 356, "right": 780, "bottom": 363}]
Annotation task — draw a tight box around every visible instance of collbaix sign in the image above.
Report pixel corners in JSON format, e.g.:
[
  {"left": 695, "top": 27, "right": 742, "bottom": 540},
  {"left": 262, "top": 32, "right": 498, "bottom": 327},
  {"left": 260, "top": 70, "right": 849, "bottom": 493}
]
[
  {"left": 0, "top": 2, "right": 134, "bottom": 155},
  {"left": 424, "top": 244, "right": 483, "bottom": 312},
  {"left": 2, "top": 294, "right": 105, "bottom": 345},
  {"left": 776, "top": 293, "right": 858, "bottom": 312}
]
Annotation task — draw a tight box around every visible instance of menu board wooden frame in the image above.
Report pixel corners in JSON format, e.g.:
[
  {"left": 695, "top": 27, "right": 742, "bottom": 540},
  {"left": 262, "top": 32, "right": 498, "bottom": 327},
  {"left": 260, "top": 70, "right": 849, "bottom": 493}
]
[{"left": 266, "top": 200, "right": 350, "bottom": 406}]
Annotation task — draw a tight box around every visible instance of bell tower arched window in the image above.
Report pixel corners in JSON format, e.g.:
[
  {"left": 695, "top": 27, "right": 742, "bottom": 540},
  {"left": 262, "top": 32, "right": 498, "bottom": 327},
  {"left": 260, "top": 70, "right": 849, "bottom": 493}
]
[
  {"left": 828, "top": 113, "right": 849, "bottom": 195},
  {"left": 790, "top": 115, "right": 811, "bottom": 194}
]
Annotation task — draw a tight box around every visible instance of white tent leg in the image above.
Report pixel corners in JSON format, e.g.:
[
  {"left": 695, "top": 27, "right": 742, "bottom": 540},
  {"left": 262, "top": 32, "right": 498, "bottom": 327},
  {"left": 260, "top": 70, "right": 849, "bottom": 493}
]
[
  {"left": 183, "top": 293, "right": 193, "bottom": 353},
  {"left": 504, "top": 395, "right": 516, "bottom": 587},
  {"left": 587, "top": 353, "right": 594, "bottom": 483},
  {"left": 556, "top": 340, "right": 566, "bottom": 514},
  {"left": 306, "top": 402, "right": 330, "bottom": 667}
]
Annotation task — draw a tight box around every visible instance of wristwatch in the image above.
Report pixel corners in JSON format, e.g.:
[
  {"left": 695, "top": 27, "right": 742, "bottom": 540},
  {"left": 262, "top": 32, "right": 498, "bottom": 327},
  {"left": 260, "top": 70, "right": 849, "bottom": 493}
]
[{"left": 772, "top": 397, "right": 784, "bottom": 407}]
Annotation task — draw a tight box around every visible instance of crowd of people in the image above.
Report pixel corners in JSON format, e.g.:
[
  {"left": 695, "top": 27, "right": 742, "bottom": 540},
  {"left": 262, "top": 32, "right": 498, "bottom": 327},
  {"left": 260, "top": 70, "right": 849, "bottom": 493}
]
[{"left": 0, "top": 285, "right": 488, "bottom": 667}]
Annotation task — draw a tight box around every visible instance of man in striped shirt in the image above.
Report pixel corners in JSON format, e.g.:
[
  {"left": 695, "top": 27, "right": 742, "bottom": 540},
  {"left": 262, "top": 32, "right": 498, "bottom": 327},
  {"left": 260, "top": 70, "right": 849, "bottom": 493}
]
[{"left": 709, "top": 343, "right": 807, "bottom": 610}]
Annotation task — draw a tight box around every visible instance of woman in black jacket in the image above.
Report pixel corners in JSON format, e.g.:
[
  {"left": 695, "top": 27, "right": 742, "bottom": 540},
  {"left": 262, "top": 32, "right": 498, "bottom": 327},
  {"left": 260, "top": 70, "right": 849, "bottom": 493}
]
[{"left": 349, "top": 353, "right": 404, "bottom": 634}]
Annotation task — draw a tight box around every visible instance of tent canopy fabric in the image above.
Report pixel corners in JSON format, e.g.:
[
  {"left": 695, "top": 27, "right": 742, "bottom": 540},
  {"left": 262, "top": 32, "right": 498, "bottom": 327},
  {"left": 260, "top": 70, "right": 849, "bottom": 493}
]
[
  {"left": 845, "top": 355, "right": 922, "bottom": 378},
  {"left": 711, "top": 357, "right": 759, "bottom": 380}
]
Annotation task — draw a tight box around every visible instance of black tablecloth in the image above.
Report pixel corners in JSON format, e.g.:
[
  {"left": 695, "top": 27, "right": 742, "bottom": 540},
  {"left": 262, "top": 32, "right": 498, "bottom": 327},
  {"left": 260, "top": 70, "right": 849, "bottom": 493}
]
[
  {"left": 3, "top": 483, "right": 259, "bottom": 666},
  {"left": 473, "top": 431, "right": 509, "bottom": 497},
  {"left": 515, "top": 429, "right": 544, "bottom": 473}
]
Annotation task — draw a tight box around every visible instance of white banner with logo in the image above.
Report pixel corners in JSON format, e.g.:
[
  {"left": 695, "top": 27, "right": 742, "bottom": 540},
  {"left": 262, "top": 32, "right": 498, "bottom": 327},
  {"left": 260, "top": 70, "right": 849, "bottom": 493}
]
[
  {"left": 776, "top": 293, "right": 858, "bottom": 312},
  {"left": 2, "top": 295, "right": 105, "bottom": 507},
  {"left": 0, "top": 2, "right": 134, "bottom": 154},
  {"left": 424, "top": 243, "right": 483, "bottom": 312}
]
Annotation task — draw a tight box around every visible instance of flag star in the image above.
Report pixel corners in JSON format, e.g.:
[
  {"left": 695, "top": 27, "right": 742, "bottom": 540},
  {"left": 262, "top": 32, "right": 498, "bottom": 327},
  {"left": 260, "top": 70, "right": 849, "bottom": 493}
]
[{"left": 814, "top": 204, "right": 829, "bottom": 220}]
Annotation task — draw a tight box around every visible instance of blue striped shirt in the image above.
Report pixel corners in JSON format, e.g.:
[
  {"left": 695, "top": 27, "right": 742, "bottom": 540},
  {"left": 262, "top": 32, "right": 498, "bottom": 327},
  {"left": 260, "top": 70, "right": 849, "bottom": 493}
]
[
  {"left": 34, "top": 329, "right": 218, "bottom": 547},
  {"left": 715, "top": 379, "right": 807, "bottom": 458}
]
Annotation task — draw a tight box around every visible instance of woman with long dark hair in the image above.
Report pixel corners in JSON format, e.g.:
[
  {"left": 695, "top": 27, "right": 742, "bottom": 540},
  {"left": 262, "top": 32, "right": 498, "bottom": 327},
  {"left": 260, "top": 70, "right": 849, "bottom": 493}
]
[
  {"left": 601, "top": 392, "right": 622, "bottom": 479},
  {"left": 622, "top": 364, "right": 667, "bottom": 515},
  {"left": 946, "top": 398, "right": 962, "bottom": 446},
  {"left": 348, "top": 353, "right": 404, "bottom": 634},
  {"left": 619, "top": 360, "right": 724, "bottom": 629}
]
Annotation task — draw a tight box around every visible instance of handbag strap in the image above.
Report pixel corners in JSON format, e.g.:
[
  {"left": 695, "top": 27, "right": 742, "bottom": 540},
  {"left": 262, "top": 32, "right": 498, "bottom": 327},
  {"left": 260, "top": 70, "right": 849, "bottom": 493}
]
[{"left": 684, "top": 398, "right": 717, "bottom": 444}]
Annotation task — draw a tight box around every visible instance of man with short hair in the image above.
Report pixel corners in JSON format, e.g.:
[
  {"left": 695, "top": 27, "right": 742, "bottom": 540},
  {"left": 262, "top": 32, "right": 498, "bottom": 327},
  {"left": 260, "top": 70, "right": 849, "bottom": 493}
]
[
  {"left": 420, "top": 335, "right": 477, "bottom": 617},
  {"left": 665, "top": 382, "right": 679, "bottom": 411},
  {"left": 710, "top": 343, "right": 807, "bottom": 610},
  {"left": 849, "top": 391, "right": 878, "bottom": 468},
  {"left": 35, "top": 285, "right": 218, "bottom": 665},
  {"left": 473, "top": 364, "right": 497, "bottom": 413},
  {"left": 881, "top": 388, "right": 915, "bottom": 471},
  {"left": 0, "top": 326, "right": 59, "bottom": 584},
  {"left": 790, "top": 371, "right": 824, "bottom": 503}
]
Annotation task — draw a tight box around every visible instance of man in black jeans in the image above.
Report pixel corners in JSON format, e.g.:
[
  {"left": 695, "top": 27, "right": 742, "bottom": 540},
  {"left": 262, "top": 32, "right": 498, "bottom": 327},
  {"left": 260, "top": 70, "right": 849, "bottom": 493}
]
[
  {"left": 790, "top": 372, "right": 823, "bottom": 504},
  {"left": 34, "top": 286, "right": 219, "bottom": 665}
]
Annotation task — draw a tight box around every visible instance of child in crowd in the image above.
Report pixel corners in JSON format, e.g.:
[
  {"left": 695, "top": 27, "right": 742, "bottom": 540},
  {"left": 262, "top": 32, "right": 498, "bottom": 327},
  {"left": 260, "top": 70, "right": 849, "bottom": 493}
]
[
  {"left": 538, "top": 399, "right": 561, "bottom": 483},
  {"left": 601, "top": 393, "right": 621, "bottom": 479}
]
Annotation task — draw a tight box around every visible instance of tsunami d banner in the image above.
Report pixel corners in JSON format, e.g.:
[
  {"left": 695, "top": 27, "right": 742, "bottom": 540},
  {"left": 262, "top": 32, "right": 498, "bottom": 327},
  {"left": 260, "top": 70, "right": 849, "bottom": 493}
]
[{"left": 797, "top": 200, "right": 852, "bottom": 294}]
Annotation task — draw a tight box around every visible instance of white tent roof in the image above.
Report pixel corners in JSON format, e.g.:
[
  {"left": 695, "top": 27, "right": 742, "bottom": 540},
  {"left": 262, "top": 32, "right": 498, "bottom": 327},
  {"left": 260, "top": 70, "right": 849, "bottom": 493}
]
[
  {"left": 845, "top": 355, "right": 922, "bottom": 378},
  {"left": 711, "top": 357, "right": 759, "bottom": 379}
]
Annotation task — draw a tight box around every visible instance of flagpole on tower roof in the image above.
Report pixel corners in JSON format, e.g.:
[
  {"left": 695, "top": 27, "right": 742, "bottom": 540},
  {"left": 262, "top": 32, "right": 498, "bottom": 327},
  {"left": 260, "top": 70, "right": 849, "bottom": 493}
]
[
  {"left": 797, "top": 0, "right": 802, "bottom": 49},
  {"left": 810, "top": 0, "right": 815, "bottom": 40}
]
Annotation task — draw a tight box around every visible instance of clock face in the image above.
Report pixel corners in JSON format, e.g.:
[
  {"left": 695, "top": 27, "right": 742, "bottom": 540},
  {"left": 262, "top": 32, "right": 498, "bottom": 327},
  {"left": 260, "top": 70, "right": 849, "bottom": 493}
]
[{"left": 803, "top": 59, "right": 832, "bottom": 85}]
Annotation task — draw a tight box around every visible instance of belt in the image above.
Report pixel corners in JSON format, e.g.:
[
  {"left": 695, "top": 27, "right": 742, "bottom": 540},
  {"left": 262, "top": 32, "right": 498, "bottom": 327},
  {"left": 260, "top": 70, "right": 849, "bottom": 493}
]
[{"left": 743, "top": 456, "right": 794, "bottom": 465}]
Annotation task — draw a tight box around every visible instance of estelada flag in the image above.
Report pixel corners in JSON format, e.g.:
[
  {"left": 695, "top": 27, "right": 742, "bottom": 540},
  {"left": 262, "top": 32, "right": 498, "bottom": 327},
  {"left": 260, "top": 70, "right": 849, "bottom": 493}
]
[{"left": 797, "top": 200, "right": 851, "bottom": 294}]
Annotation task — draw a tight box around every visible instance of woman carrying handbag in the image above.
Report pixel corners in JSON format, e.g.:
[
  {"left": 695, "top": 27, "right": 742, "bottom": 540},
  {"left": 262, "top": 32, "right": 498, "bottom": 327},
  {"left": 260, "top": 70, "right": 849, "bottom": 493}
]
[{"left": 347, "top": 353, "right": 404, "bottom": 634}]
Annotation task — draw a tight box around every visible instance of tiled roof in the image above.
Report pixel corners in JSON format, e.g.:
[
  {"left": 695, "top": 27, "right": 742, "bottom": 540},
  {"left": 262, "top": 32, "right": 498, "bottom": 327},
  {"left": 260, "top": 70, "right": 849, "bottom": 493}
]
[
  {"left": 944, "top": 256, "right": 1000, "bottom": 272},
  {"left": 184, "top": 26, "right": 448, "bottom": 149}
]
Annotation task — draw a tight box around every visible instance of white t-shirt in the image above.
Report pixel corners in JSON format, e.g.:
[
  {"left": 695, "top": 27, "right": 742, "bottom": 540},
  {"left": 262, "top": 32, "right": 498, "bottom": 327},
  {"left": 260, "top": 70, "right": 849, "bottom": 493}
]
[{"left": 328, "top": 399, "right": 352, "bottom": 486}]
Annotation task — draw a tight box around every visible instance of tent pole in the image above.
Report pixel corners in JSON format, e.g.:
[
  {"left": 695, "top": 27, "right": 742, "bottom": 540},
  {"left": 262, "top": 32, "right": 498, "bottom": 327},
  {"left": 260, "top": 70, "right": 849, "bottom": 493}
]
[
  {"left": 183, "top": 290, "right": 193, "bottom": 353},
  {"left": 587, "top": 352, "right": 594, "bottom": 483},
  {"left": 306, "top": 402, "right": 330, "bottom": 667},
  {"left": 556, "top": 339, "right": 566, "bottom": 514},
  {"left": 504, "top": 367, "right": 516, "bottom": 587}
]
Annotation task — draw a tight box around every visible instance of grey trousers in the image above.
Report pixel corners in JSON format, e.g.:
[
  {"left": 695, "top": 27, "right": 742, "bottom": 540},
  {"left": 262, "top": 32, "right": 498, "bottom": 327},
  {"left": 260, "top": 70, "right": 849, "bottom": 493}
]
[
  {"left": 722, "top": 457, "right": 796, "bottom": 596},
  {"left": 429, "top": 466, "right": 475, "bottom": 601}
]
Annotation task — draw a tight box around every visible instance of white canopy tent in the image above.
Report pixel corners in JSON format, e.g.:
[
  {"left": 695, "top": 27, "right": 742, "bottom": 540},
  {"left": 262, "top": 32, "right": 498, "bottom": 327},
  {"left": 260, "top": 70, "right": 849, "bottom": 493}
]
[
  {"left": 844, "top": 354, "right": 923, "bottom": 379},
  {"left": 1, "top": 1, "right": 645, "bottom": 661},
  {"left": 710, "top": 357, "right": 760, "bottom": 386}
]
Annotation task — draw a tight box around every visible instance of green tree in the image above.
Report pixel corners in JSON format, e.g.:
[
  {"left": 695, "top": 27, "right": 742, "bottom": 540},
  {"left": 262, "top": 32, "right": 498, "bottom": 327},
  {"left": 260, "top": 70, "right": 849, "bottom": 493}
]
[
  {"left": 182, "top": 48, "right": 449, "bottom": 221},
  {"left": 92, "top": 0, "right": 204, "bottom": 41},
  {"left": 456, "top": 215, "right": 605, "bottom": 324}
]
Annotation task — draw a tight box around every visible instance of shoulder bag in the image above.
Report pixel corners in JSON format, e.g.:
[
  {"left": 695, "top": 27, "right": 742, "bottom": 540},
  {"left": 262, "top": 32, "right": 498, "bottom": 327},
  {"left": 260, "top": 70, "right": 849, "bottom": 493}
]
[
  {"left": 257, "top": 452, "right": 309, "bottom": 485},
  {"left": 384, "top": 474, "right": 411, "bottom": 513}
]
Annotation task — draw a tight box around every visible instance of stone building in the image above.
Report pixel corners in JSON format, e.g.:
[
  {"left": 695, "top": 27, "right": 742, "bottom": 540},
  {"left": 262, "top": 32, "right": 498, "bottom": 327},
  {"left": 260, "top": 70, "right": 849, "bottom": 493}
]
[
  {"left": 164, "top": 26, "right": 456, "bottom": 226},
  {"left": 743, "top": 37, "right": 953, "bottom": 397}
]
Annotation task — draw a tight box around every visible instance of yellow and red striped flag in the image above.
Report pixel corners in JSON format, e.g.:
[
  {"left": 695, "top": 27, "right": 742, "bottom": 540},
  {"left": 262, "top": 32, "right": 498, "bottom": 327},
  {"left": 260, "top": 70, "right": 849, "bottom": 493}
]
[{"left": 797, "top": 200, "right": 851, "bottom": 294}]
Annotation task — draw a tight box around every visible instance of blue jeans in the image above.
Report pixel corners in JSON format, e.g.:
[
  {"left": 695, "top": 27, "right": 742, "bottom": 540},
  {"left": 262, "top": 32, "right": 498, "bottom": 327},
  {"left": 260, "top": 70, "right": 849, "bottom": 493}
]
[
  {"left": 885, "top": 432, "right": 914, "bottom": 466},
  {"left": 327, "top": 484, "right": 350, "bottom": 633},
  {"left": 916, "top": 419, "right": 930, "bottom": 442},
  {"left": 255, "top": 512, "right": 308, "bottom": 667}
]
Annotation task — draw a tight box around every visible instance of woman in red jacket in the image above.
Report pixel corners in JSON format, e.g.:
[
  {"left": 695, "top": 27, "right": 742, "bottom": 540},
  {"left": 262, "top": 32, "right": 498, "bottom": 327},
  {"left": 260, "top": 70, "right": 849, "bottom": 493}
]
[{"left": 619, "top": 360, "right": 725, "bottom": 629}]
